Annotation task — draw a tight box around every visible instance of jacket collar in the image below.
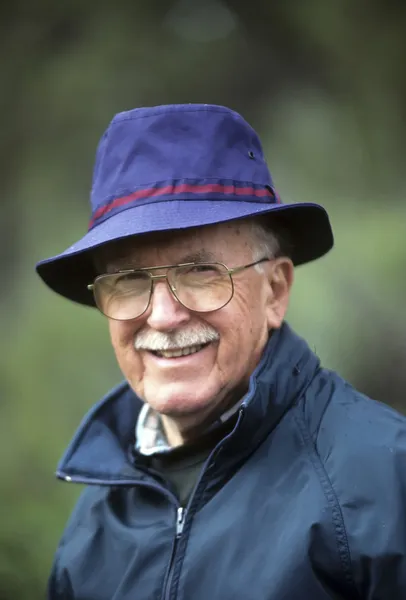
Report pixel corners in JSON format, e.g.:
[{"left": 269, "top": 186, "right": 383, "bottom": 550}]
[{"left": 57, "top": 322, "right": 320, "bottom": 485}]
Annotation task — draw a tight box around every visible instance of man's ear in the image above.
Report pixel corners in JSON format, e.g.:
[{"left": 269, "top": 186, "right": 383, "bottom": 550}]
[{"left": 265, "top": 258, "right": 294, "bottom": 329}]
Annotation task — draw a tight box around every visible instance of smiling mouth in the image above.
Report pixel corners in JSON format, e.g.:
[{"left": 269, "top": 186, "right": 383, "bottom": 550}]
[{"left": 150, "top": 343, "right": 209, "bottom": 359}]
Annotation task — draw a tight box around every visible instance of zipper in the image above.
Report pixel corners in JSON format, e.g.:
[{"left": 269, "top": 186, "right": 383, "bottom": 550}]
[
  {"left": 162, "top": 506, "right": 186, "bottom": 600},
  {"left": 176, "top": 506, "right": 186, "bottom": 537}
]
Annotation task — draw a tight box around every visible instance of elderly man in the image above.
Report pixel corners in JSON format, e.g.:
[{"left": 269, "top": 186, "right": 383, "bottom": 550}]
[{"left": 37, "top": 104, "right": 406, "bottom": 599}]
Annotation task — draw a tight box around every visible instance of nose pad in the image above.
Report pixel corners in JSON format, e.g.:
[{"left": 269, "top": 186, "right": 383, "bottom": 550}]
[{"left": 151, "top": 278, "right": 178, "bottom": 304}]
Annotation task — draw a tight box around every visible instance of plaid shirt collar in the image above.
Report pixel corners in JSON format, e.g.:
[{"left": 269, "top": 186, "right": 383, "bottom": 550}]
[{"left": 135, "top": 398, "right": 244, "bottom": 456}]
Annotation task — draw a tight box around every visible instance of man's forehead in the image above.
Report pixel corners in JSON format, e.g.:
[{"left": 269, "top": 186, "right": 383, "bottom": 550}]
[{"left": 100, "top": 220, "right": 252, "bottom": 270}]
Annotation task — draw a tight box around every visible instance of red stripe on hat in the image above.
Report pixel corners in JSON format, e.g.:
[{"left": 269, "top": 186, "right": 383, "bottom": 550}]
[{"left": 89, "top": 182, "right": 274, "bottom": 229}]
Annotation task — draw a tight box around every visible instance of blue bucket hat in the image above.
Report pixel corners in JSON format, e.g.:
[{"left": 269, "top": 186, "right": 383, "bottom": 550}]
[{"left": 36, "top": 104, "right": 333, "bottom": 306}]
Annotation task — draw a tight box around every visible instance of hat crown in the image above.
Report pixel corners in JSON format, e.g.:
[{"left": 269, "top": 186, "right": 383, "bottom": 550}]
[{"left": 90, "top": 104, "right": 273, "bottom": 213}]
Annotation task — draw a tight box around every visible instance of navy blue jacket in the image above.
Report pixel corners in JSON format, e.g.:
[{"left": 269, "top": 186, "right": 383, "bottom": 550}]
[{"left": 48, "top": 324, "right": 406, "bottom": 599}]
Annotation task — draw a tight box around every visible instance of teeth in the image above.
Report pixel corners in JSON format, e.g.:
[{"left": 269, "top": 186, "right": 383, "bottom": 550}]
[{"left": 155, "top": 344, "right": 206, "bottom": 358}]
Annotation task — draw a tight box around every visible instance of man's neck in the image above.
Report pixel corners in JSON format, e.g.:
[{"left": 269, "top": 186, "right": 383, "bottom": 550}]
[{"left": 161, "top": 393, "right": 245, "bottom": 448}]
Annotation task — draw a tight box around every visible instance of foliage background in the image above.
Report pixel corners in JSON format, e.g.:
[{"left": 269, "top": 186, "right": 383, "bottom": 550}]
[{"left": 1, "top": 1, "right": 405, "bottom": 597}]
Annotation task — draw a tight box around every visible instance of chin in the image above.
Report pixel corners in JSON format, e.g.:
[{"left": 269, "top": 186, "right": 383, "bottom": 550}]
[{"left": 143, "top": 382, "right": 220, "bottom": 418}]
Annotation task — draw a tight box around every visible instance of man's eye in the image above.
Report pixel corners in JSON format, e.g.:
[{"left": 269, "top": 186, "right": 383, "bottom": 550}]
[
  {"left": 115, "top": 272, "right": 149, "bottom": 288},
  {"left": 117, "top": 273, "right": 143, "bottom": 282},
  {"left": 189, "top": 265, "right": 218, "bottom": 274}
]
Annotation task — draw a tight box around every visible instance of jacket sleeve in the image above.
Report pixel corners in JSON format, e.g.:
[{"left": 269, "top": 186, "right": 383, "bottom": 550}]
[{"left": 316, "top": 382, "right": 406, "bottom": 599}]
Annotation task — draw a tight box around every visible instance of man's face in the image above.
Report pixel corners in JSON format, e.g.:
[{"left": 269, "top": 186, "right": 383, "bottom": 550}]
[{"left": 104, "top": 220, "right": 293, "bottom": 432}]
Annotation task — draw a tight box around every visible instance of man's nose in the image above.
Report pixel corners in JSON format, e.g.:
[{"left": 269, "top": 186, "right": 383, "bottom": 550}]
[{"left": 145, "top": 280, "right": 191, "bottom": 331}]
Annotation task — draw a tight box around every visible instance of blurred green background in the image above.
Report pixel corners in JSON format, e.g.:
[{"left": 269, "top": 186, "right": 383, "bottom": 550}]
[{"left": 1, "top": 1, "right": 406, "bottom": 597}]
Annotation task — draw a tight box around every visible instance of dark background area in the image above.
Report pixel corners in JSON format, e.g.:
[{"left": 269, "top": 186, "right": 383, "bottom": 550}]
[{"left": 1, "top": 1, "right": 406, "bottom": 597}]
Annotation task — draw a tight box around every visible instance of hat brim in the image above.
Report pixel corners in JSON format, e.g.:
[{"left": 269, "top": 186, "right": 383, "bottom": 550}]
[{"left": 36, "top": 199, "right": 333, "bottom": 306}]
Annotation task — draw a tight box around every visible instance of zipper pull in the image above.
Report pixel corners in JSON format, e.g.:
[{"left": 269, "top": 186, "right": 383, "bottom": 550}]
[{"left": 176, "top": 507, "right": 186, "bottom": 537}]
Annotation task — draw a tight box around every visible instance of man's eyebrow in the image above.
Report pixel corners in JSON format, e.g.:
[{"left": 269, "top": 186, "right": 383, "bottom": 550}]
[
  {"left": 179, "top": 250, "right": 217, "bottom": 263},
  {"left": 105, "top": 258, "right": 139, "bottom": 273}
]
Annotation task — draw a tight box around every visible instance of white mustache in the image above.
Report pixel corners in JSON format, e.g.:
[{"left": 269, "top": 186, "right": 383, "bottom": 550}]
[{"left": 134, "top": 325, "right": 219, "bottom": 351}]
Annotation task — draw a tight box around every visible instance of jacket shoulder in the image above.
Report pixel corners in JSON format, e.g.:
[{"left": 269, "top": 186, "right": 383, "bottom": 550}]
[
  {"left": 308, "top": 369, "right": 406, "bottom": 464},
  {"left": 302, "top": 366, "right": 406, "bottom": 441}
]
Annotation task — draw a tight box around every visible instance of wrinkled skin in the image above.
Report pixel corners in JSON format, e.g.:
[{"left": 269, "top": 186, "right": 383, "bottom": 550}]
[{"left": 102, "top": 220, "right": 294, "bottom": 444}]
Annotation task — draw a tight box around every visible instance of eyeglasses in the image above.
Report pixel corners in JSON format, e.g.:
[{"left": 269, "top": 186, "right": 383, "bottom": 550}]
[{"left": 88, "top": 257, "right": 269, "bottom": 321}]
